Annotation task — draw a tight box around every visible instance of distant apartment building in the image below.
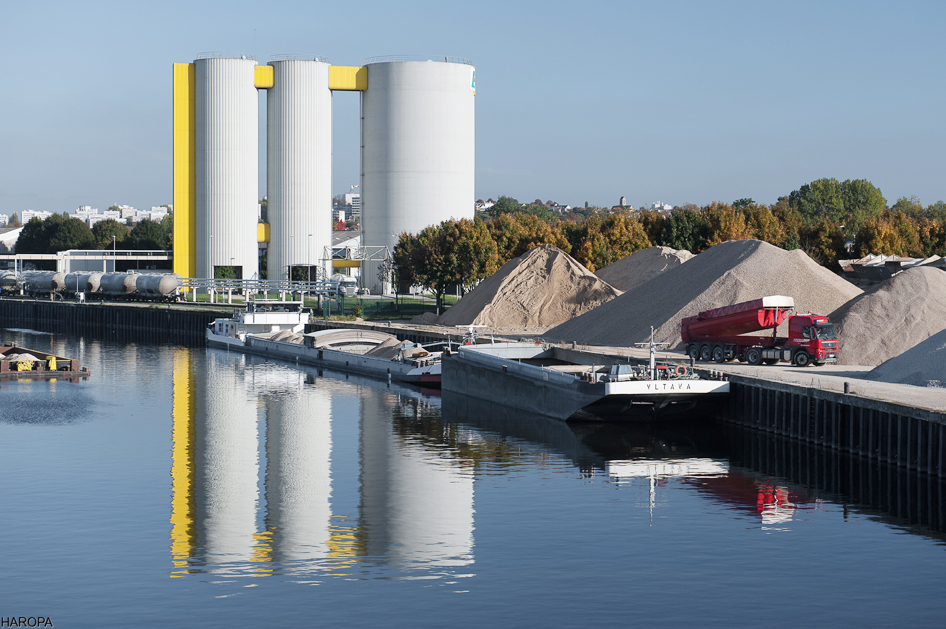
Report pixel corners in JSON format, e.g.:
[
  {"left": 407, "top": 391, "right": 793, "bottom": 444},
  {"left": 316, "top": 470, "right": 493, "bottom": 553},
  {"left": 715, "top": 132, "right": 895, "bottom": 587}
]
[
  {"left": 344, "top": 186, "right": 361, "bottom": 218},
  {"left": 22, "top": 210, "right": 53, "bottom": 222},
  {"left": 0, "top": 214, "right": 8, "bottom": 226}
]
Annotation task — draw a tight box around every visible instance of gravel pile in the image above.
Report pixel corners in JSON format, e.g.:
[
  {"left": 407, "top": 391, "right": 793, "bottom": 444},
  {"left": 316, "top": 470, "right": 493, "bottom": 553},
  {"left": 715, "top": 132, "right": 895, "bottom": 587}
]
[
  {"left": 595, "top": 246, "right": 695, "bottom": 292},
  {"left": 830, "top": 266, "right": 946, "bottom": 366},
  {"left": 868, "top": 328, "right": 946, "bottom": 387},
  {"left": 546, "top": 239, "right": 862, "bottom": 348},
  {"left": 437, "top": 244, "right": 621, "bottom": 331}
]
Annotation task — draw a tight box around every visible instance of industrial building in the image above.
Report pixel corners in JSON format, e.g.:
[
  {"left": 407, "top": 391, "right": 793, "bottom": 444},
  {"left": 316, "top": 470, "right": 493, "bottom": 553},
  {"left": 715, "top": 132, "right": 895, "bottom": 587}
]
[{"left": 173, "top": 53, "right": 475, "bottom": 293}]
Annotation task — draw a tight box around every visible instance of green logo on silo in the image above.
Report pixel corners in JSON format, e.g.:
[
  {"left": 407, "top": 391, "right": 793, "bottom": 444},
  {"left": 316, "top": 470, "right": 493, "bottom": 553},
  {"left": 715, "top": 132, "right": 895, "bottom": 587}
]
[{"left": 471, "top": 69, "right": 475, "bottom": 94}]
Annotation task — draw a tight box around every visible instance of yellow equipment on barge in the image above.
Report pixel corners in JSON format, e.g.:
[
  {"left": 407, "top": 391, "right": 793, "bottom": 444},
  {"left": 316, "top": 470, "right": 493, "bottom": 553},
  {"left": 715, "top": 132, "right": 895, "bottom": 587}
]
[{"left": 0, "top": 343, "right": 89, "bottom": 381}]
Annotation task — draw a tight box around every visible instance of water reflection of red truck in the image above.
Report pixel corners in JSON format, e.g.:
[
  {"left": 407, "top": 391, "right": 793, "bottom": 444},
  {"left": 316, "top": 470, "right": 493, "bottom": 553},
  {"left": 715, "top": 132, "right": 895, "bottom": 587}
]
[{"left": 681, "top": 295, "right": 839, "bottom": 367}]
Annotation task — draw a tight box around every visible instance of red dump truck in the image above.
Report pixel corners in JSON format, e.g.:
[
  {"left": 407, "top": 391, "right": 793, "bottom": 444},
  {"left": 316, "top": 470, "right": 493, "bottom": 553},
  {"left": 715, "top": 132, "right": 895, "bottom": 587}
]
[{"left": 680, "top": 296, "right": 839, "bottom": 367}]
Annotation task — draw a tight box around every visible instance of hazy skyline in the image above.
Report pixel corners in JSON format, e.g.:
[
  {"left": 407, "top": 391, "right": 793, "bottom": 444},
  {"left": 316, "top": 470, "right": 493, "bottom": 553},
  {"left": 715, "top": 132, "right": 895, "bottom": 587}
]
[{"left": 3, "top": 0, "right": 943, "bottom": 216}]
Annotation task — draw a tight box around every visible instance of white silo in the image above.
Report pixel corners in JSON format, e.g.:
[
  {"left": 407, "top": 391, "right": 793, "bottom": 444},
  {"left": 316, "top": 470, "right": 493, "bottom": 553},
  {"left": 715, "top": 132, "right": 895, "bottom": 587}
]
[
  {"left": 361, "top": 58, "right": 476, "bottom": 294},
  {"left": 195, "top": 55, "right": 259, "bottom": 280},
  {"left": 266, "top": 57, "right": 333, "bottom": 281}
]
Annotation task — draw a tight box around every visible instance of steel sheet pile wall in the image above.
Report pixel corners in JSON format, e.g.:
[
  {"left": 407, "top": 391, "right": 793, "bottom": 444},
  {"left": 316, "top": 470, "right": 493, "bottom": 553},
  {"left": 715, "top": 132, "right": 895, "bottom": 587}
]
[
  {"left": 361, "top": 60, "right": 475, "bottom": 293},
  {"left": 267, "top": 59, "right": 332, "bottom": 282},
  {"left": 725, "top": 377, "right": 946, "bottom": 477},
  {"left": 195, "top": 57, "right": 259, "bottom": 280},
  {"left": 0, "top": 300, "right": 225, "bottom": 345}
]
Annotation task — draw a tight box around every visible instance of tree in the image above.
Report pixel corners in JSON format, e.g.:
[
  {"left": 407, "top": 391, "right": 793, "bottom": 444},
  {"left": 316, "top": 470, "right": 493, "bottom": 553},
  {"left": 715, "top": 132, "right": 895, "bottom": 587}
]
[
  {"left": 660, "top": 207, "right": 709, "bottom": 253},
  {"left": 92, "top": 219, "right": 130, "bottom": 250},
  {"left": 128, "top": 219, "right": 167, "bottom": 249},
  {"left": 7, "top": 213, "right": 20, "bottom": 227},
  {"left": 702, "top": 202, "right": 751, "bottom": 246},
  {"left": 447, "top": 217, "right": 499, "bottom": 294},
  {"left": 732, "top": 198, "right": 754, "bottom": 210},
  {"left": 14, "top": 218, "right": 48, "bottom": 254},
  {"left": 487, "top": 196, "right": 522, "bottom": 217},
  {"left": 788, "top": 177, "right": 885, "bottom": 235},
  {"left": 740, "top": 203, "right": 781, "bottom": 246}
]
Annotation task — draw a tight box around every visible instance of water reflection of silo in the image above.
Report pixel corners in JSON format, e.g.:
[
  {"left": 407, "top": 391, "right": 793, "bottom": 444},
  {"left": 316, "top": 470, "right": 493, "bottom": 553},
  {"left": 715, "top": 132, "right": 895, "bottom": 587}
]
[
  {"left": 360, "top": 390, "right": 474, "bottom": 569},
  {"left": 263, "top": 374, "right": 333, "bottom": 564},
  {"left": 194, "top": 352, "right": 261, "bottom": 571}
]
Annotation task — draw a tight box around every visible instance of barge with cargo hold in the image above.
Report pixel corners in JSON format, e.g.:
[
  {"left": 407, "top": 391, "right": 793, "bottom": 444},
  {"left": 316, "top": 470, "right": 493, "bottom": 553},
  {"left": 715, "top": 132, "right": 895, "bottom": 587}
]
[
  {"left": 206, "top": 301, "right": 442, "bottom": 386},
  {"left": 441, "top": 339, "right": 729, "bottom": 421},
  {"left": 0, "top": 343, "right": 89, "bottom": 381}
]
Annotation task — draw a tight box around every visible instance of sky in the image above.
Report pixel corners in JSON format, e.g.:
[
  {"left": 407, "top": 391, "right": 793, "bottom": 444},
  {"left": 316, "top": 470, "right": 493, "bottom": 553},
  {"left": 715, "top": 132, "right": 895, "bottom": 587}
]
[{"left": 1, "top": 0, "right": 944, "bottom": 216}]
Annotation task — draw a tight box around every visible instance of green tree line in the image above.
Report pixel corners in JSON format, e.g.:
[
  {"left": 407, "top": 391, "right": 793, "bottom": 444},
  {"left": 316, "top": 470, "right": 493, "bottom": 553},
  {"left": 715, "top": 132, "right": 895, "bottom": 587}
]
[
  {"left": 15, "top": 215, "right": 173, "bottom": 254},
  {"left": 394, "top": 179, "right": 946, "bottom": 304}
]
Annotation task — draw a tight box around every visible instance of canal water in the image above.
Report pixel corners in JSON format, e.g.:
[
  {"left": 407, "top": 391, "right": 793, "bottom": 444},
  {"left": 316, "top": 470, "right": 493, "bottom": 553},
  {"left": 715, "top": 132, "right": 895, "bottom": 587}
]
[{"left": 3, "top": 330, "right": 946, "bottom": 628}]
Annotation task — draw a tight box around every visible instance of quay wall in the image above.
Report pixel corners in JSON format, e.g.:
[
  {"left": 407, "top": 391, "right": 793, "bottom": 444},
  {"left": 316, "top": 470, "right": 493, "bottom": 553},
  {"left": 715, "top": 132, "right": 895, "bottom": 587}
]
[
  {"left": 0, "top": 298, "right": 229, "bottom": 345},
  {"left": 724, "top": 375, "right": 946, "bottom": 477}
]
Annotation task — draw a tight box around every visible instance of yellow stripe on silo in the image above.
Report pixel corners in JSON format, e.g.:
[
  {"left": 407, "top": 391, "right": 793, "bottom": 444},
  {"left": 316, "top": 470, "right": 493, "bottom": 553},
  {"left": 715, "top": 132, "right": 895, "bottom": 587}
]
[
  {"left": 257, "top": 222, "right": 270, "bottom": 243},
  {"left": 328, "top": 66, "right": 367, "bottom": 91},
  {"left": 172, "top": 63, "right": 196, "bottom": 281},
  {"left": 254, "top": 65, "right": 274, "bottom": 89}
]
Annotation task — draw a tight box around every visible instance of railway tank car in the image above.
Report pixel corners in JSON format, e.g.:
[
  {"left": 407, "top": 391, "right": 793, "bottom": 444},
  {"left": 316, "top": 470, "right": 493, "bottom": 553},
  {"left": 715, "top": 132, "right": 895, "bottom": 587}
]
[{"left": 19, "top": 271, "right": 182, "bottom": 302}]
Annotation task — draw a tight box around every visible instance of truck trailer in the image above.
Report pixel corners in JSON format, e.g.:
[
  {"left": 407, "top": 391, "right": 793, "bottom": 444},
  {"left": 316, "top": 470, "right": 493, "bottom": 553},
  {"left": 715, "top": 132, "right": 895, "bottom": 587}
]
[{"left": 680, "top": 296, "right": 839, "bottom": 367}]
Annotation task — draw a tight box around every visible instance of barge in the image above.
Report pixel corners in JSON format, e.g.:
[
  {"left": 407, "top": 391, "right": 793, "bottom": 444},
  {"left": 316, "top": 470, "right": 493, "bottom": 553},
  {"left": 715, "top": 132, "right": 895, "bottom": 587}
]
[
  {"left": 206, "top": 302, "right": 442, "bottom": 386},
  {"left": 441, "top": 340, "right": 729, "bottom": 421},
  {"left": 0, "top": 343, "right": 89, "bottom": 381}
]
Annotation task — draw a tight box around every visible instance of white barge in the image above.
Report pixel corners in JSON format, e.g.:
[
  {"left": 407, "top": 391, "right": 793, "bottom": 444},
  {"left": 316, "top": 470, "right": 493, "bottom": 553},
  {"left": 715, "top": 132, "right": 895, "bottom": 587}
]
[
  {"left": 441, "top": 340, "right": 729, "bottom": 421},
  {"left": 205, "top": 301, "right": 442, "bottom": 386}
]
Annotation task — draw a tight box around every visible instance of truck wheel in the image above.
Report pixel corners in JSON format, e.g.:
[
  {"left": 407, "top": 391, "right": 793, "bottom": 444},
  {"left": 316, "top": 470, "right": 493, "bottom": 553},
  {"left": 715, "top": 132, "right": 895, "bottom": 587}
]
[
  {"left": 699, "top": 344, "right": 712, "bottom": 362},
  {"left": 712, "top": 345, "right": 725, "bottom": 363},
  {"left": 688, "top": 344, "right": 699, "bottom": 361},
  {"left": 746, "top": 348, "right": 762, "bottom": 366},
  {"left": 793, "top": 351, "right": 810, "bottom": 367}
]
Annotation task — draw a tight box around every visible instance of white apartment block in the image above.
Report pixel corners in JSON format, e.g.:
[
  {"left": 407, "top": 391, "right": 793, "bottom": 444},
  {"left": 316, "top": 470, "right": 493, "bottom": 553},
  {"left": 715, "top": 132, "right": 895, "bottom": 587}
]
[{"left": 22, "top": 210, "right": 53, "bottom": 222}]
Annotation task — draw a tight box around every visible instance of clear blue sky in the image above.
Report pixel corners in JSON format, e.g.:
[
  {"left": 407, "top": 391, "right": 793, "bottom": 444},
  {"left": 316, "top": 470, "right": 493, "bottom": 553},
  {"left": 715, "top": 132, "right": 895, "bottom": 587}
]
[{"left": 2, "top": 0, "right": 943, "bottom": 215}]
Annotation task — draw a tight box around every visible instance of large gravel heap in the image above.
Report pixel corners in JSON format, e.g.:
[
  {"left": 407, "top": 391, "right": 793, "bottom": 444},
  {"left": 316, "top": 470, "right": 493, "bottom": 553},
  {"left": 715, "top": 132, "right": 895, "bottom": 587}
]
[
  {"left": 437, "top": 244, "right": 621, "bottom": 331},
  {"left": 594, "top": 246, "right": 695, "bottom": 292},
  {"left": 868, "top": 328, "right": 946, "bottom": 387},
  {"left": 546, "top": 239, "right": 862, "bottom": 348},
  {"left": 830, "top": 266, "right": 946, "bottom": 366}
]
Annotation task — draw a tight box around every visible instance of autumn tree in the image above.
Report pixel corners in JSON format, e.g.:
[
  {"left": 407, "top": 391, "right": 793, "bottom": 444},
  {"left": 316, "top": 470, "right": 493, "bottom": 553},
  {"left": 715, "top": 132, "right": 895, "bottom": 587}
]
[{"left": 702, "top": 202, "right": 751, "bottom": 246}]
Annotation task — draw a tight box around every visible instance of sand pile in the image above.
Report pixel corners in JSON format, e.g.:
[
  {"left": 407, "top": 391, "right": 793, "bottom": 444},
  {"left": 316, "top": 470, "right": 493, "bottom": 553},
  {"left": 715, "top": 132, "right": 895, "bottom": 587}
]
[
  {"left": 365, "top": 336, "right": 404, "bottom": 359},
  {"left": 868, "top": 328, "right": 946, "bottom": 387},
  {"left": 546, "top": 239, "right": 862, "bottom": 348},
  {"left": 595, "top": 246, "right": 695, "bottom": 292},
  {"left": 829, "top": 266, "right": 946, "bottom": 366},
  {"left": 410, "top": 312, "right": 440, "bottom": 325},
  {"left": 437, "top": 244, "right": 621, "bottom": 331}
]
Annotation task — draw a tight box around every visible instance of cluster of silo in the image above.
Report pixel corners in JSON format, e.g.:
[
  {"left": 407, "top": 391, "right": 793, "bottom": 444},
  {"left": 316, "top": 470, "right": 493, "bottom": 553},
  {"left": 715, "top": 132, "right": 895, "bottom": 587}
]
[{"left": 175, "top": 53, "right": 475, "bottom": 291}]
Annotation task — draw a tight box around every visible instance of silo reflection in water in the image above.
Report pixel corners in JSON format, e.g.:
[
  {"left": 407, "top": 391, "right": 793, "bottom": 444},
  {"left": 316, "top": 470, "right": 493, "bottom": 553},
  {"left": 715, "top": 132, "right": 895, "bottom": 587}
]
[
  {"left": 359, "top": 389, "right": 474, "bottom": 570},
  {"left": 194, "top": 351, "right": 262, "bottom": 574},
  {"left": 262, "top": 368, "right": 333, "bottom": 566}
]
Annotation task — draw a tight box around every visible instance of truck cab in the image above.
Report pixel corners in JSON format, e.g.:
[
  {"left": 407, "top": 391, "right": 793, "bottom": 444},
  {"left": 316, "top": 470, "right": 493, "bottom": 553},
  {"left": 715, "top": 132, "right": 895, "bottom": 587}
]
[{"left": 785, "top": 315, "right": 838, "bottom": 366}]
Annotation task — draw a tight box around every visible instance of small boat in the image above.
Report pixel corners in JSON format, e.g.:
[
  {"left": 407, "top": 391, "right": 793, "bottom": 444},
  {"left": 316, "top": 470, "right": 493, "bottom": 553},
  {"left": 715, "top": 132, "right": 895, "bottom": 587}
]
[
  {"left": 0, "top": 343, "right": 90, "bottom": 381},
  {"left": 205, "top": 299, "right": 309, "bottom": 349}
]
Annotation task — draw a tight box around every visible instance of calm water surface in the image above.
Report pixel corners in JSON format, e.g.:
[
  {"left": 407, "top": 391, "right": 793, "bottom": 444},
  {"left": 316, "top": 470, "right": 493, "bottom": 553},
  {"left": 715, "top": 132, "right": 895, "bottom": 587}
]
[{"left": 2, "top": 330, "right": 946, "bottom": 628}]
